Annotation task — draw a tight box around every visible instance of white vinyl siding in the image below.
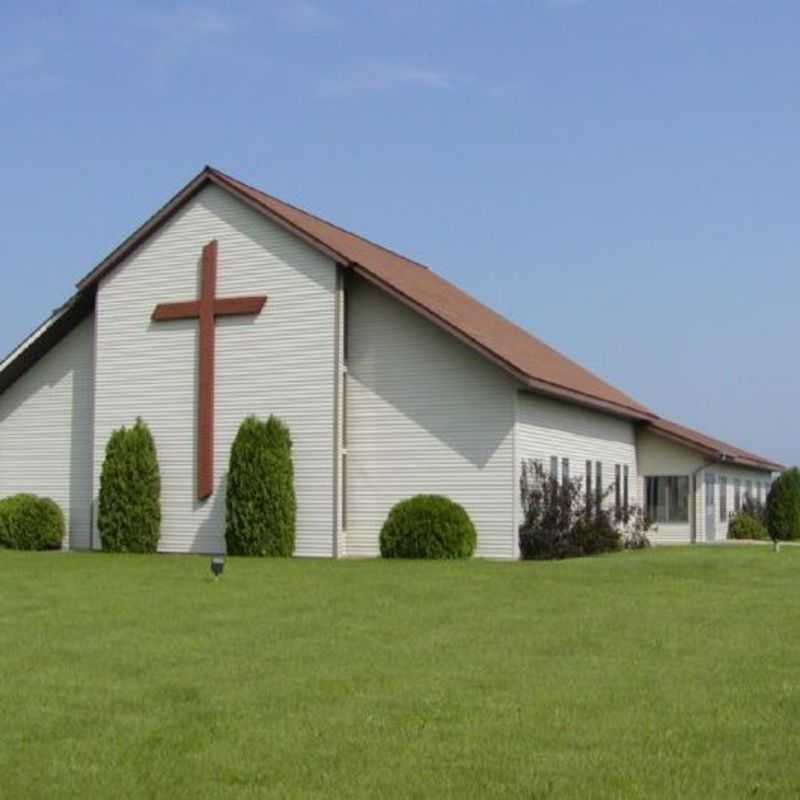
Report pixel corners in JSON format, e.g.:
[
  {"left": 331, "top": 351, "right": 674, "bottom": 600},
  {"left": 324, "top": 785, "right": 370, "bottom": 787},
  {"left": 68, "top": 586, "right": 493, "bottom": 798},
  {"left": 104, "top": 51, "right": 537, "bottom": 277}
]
[
  {"left": 636, "top": 430, "right": 704, "bottom": 543},
  {"left": 0, "top": 317, "right": 94, "bottom": 549},
  {"left": 638, "top": 429, "right": 774, "bottom": 543},
  {"left": 345, "top": 276, "right": 515, "bottom": 559},
  {"left": 515, "top": 392, "right": 639, "bottom": 540},
  {"left": 93, "top": 185, "right": 337, "bottom": 556}
]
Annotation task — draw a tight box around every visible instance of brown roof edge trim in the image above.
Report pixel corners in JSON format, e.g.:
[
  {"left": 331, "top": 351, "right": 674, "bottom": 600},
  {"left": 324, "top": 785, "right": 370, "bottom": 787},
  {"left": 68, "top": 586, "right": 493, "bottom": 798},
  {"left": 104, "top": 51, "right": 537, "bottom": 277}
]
[
  {"left": 76, "top": 168, "right": 348, "bottom": 293},
  {"left": 0, "top": 290, "right": 95, "bottom": 395},
  {"left": 349, "top": 264, "right": 656, "bottom": 423},
  {"left": 206, "top": 171, "right": 347, "bottom": 264},
  {"left": 209, "top": 167, "right": 434, "bottom": 272},
  {"left": 76, "top": 170, "right": 212, "bottom": 290},
  {"left": 645, "top": 423, "right": 782, "bottom": 472}
]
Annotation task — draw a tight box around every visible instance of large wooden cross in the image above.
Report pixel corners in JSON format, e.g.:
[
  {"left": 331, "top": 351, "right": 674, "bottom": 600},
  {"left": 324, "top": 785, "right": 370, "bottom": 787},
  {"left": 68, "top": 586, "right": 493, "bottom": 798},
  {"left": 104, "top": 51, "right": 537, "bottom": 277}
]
[{"left": 152, "top": 240, "right": 267, "bottom": 501}]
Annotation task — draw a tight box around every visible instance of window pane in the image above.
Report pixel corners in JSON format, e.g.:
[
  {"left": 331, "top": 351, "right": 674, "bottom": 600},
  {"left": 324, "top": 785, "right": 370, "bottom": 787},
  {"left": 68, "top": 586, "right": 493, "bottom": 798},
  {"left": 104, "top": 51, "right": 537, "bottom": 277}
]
[
  {"left": 595, "top": 462, "right": 603, "bottom": 509},
  {"left": 645, "top": 476, "right": 689, "bottom": 523},
  {"left": 734, "top": 479, "right": 741, "bottom": 512},
  {"left": 669, "top": 477, "right": 689, "bottom": 522},
  {"left": 562, "top": 458, "right": 570, "bottom": 483},
  {"left": 720, "top": 477, "right": 728, "bottom": 522},
  {"left": 623, "top": 465, "right": 629, "bottom": 512},
  {"left": 586, "top": 461, "right": 592, "bottom": 508},
  {"left": 615, "top": 464, "right": 621, "bottom": 515},
  {"left": 550, "top": 456, "right": 559, "bottom": 481}
]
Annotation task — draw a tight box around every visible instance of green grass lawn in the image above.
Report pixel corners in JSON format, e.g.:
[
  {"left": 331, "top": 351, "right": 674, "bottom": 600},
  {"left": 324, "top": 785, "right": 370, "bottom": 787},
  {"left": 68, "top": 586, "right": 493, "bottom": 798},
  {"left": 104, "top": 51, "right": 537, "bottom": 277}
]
[{"left": 1, "top": 547, "right": 799, "bottom": 799}]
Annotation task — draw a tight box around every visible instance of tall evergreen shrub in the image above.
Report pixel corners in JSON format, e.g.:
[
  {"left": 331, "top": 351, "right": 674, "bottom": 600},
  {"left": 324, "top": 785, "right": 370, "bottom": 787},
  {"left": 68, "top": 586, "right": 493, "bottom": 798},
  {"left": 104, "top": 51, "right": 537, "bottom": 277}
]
[
  {"left": 225, "top": 415, "right": 296, "bottom": 557},
  {"left": 97, "top": 418, "right": 161, "bottom": 553},
  {"left": 766, "top": 468, "right": 800, "bottom": 541}
]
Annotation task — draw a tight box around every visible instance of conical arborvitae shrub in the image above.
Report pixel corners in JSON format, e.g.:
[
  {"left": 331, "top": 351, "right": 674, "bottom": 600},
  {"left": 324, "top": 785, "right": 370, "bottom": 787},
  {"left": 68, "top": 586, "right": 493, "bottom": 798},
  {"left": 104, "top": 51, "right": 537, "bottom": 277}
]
[
  {"left": 225, "top": 415, "right": 296, "bottom": 557},
  {"left": 97, "top": 418, "right": 161, "bottom": 553},
  {"left": 767, "top": 467, "right": 800, "bottom": 541}
]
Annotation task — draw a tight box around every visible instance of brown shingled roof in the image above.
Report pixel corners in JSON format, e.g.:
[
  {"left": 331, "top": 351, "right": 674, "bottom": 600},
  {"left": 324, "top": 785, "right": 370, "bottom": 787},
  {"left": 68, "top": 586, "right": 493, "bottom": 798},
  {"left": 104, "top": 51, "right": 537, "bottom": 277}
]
[
  {"left": 209, "top": 168, "right": 656, "bottom": 420},
  {"left": 3, "top": 164, "right": 782, "bottom": 472},
  {"left": 76, "top": 165, "right": 655, "bottom": 419}
]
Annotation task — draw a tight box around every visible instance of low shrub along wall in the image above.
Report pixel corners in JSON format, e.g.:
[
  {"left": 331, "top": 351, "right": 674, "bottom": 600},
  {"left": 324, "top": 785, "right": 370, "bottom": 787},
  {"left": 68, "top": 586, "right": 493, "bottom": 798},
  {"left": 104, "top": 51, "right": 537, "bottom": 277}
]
[
  {"left": 728, "top": 512, "right": 768, "bottom": 541},
  {"left": 518, "top": 461, "right": 644, "bottom": 560},
  {"left": 0, "top": 494, "right": 65, "bottom": 551},
  {"left": 380, "top": 495, "right": 477, "bottom": 559}
]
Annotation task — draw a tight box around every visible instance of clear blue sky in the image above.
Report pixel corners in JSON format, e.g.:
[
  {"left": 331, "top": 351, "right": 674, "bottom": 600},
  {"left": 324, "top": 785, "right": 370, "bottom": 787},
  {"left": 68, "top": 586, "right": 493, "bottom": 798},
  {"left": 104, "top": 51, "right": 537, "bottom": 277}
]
[{"left": 2, "top": 1, "right": 797, "bottom": 466}]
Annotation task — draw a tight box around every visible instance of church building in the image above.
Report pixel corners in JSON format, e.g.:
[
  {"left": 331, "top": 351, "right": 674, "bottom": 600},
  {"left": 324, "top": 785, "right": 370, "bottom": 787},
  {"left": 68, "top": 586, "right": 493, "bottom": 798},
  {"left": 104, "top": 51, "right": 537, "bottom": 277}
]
[{"left": 0, "top": 167, "right": 783, "bottom": 557}]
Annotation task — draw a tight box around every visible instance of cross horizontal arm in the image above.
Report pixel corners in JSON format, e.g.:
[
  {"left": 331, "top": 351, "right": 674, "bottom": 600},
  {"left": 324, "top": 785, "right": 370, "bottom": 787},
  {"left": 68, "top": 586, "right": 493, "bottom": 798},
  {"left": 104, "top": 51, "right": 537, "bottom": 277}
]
[
  {"left": 152, "top": 301, "right": 200, "bottom": 321},
  {"left": 214, "top": 296, "right": 268, "bottom": 317}
]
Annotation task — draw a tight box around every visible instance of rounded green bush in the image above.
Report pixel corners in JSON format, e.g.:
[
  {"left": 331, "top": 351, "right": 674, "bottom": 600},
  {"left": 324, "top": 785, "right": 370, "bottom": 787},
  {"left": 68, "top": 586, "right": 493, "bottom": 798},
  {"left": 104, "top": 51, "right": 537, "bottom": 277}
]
[
  {"left": 380, "top": 495, "right": 477, "bottom": 559},
  {"left": 728, "top": 512, "right": 768, "bottom": 541},
  {"left": 225, "top": 415, "right": 296, "bottom": 557},
  {"left": 97, "top": 418, "right": 161, "bottom": 553},
  {"left": 0, "top": 494, "right": 65, "bottom": 550},
  {"left": 767, "top": 468, "right": 800, "bottom": 541}
]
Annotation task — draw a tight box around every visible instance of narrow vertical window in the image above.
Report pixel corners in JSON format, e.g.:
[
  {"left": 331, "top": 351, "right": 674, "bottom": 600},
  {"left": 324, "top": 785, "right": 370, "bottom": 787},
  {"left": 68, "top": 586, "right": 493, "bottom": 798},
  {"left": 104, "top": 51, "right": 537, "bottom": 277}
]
[
  {"left": 585, "top": 460, "right": 592, "bottom": 510},
  {"left": 745, "top": 480, "right": 753, "bottom": 502},
  {"left": 550, "top": 456, "right": 559, "bottom": 482},
  {"left": 562, "top": 458, "right": 570, "bottom": 483},
  {"left": 719, "top": 476, "right": 728, "bottom": 522},
  {"left": 623, "top": 465, "right": 629, "bottom": 514},
  {"left": 614, "top": 464, "right": 621, "bottom": 517},
  {"left": 734, "top": 479, "right": 741, "bottom": 512},
  {"left": 595, "top": 461, "right": 603, "bottom": 510}
]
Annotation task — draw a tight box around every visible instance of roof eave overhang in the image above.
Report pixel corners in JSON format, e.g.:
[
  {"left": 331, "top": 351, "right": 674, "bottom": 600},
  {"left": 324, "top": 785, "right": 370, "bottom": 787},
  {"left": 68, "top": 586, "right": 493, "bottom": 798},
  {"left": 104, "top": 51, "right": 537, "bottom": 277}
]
[
  {"left": 0, "top": 290, "right": 95, "bottom": 395},
  {"left": 646, "top": 424, "right": 783, "bottom": 473},
  {"left": 349, "top": 264, "right": 656, "bottom": 423}
]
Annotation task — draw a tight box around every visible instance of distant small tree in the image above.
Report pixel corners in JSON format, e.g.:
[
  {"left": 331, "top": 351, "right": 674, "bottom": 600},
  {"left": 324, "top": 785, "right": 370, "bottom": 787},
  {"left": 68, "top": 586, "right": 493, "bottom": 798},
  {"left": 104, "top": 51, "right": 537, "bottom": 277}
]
[
  {"left": 766, "top": 468, "right": 800, "bottom": 541},
  {"left": 225, "top": 415, "right": 296, "bottom": 557},
  {"left": 97, "top": 418, "right": 161, "bottom": 553}
]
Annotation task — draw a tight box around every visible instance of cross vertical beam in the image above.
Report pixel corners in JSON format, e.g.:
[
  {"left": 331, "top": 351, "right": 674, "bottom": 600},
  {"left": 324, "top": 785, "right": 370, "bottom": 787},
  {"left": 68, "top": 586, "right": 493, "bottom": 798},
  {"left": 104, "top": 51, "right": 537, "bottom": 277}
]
[{"left": 151, "top": 240, "right": 268, "bottom": 501}]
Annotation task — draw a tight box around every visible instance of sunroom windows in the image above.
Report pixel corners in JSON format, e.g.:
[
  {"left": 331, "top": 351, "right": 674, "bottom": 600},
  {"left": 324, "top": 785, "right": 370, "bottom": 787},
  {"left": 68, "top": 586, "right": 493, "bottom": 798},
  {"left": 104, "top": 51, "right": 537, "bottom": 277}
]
[{"left": 645, "top": 476, "right": 690, "bottom": 524}]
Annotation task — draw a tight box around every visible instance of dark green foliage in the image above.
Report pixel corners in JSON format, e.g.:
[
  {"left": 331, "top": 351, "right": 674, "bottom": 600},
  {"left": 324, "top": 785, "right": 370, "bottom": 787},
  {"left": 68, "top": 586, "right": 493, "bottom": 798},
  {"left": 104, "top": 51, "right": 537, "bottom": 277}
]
[
  {"left": 97, "top": 418, "right": 161, "bottom": 553},
  {"left": 379, "top": 495, "right": 477, "bottom": 559},
  {"left": 225, "top": 415, "right": 296, "bottom": 557},
  {"left": 741, "top": 496, "right": 768, "bottom": 526},
  {"left": 767, "top": 468, "right": 800, "bottom": 541},
  {"left": 728, "top": 512, "right": 768, "bottom": 541},
  {"left": 0, "top": 494, "right": 65, "bottom": 550},
  {"left": 518, "top": 461, "right": 626, "bottom": 560}
]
